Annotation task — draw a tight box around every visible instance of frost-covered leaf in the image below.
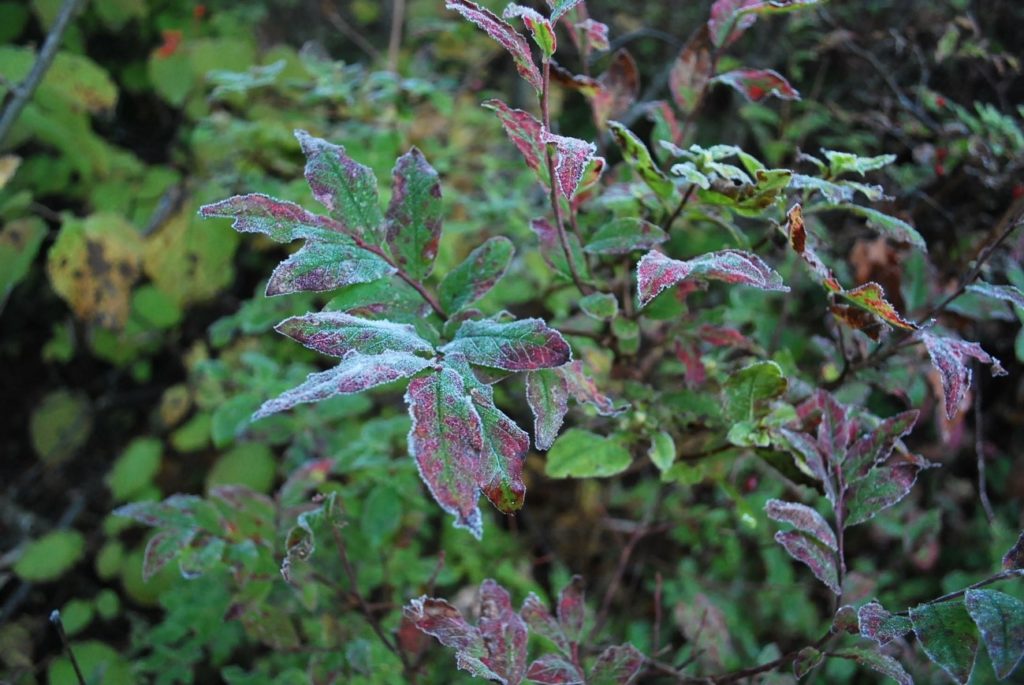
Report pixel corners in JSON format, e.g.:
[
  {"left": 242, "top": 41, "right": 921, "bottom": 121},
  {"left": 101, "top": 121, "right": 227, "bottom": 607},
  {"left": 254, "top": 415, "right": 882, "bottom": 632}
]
[
  {"left": 484, "top": 99, "right": 548, "bottom": 181},
  {"left": 254, "top": 352, "right": 432, "bottom": 420},
  {"left": 859, "top": 601, "right": 913, "bottom": 646},
  {"left": 669, "top": 28, "right": 713, "bottom": 115},
  {"left": 579, "top": 292, "right": 619, "bottom": 320},
  {"left": 965, "top": 589, "right": 1024, "bottom": 680},
  {"left": 920, "top": 332, "right": 1007, "bottom": 420},
  {"left": 824, "top": 150, "right": 897, "bottom": 177},
  {"left": 576, "top": 18, "right": 609, "bottom": 51},
  {"left": 558, "top": 360, "right": 626, "bottom": 415},
  {"left": 589, "top": 644, "right": 644, "bottom": 685},
  {"left": 325, "top": 278, "right": 430, "bottom": 321},
  {"left": 714, "top": 68, "right": 800, "bottom": 102},
  {"left": 442, "top": 318, "right": 571, "bottom": 371},
  {"left": 670, "top": 161, "right": 711, "bottom": 189},
  {"left": 471, "top": 389, "right": 529, "bottom": 514},
  {"left": 294, "top": 130, "right": 384, "bottom": 241},
  {"left": 966, "top": 282, "right": 1024, "bottom": 310},
  {"left": 530, "top": 218, "right": 590, "bottom": 282},
  {"left": 584, "top": 218, "right": 668, "bottom": 255},
  {"left": 439, "top": 237, "right": 514, "bottom": 313},
  {"left": 526, "top": 368, "right": 569, "bottom": 450},
  {"left": 831, "top": 648, "right": 913, "bottom": 685},
  {"left": 844, "top": 410, "right": 919, "bottom": 480},
  {"left": 266, "top": 240, "right": 396, "bottom": 296},
  {"left": 526, "top": 654, "right": 584, "bottom": 684},
  {"left": 790, "top": 174, "right": 854, "bottom": 203},
  {"left": 910, "top": 601, "right": 979, "bottom": 685},
  {"left": 385, "top": 148, "right": 443, "bottom": 281},
  {"left": 406, "top": 367, "right": 485, "bottom": 538},
  {"left": 546, "top": 429, "right": 631, "bottom": 478},
  {"left": 707, "top": 0, "right": 760, "bottom": 47},
  {"left": 199, "top": 193, "right": 337, "bottom": 243},
  {"left": 840, "top": 282, "right": 916, "bottom": 330},
  {"left": 447, "top": 0, "right": 542, "bottom": 93},
  {"left": 774, "top": 530, "right": 840, "bottom": 595},
  {"left": 608, "top": 121, "right": 675, "bottom": 200},
  {"left": 543, "top": 131, "right": 598, "bottom": 200},
  {"left": 833, "top": 606, "right": 860, "bottom": 634},
  {"left": 636, "top": 249, "right": 788, "bottom": 308},
  {"left": 557, "top": 575, "right": 585, "bottom": 643},
  {"left": 1003, "top": 532, "right": 1024, "bottom": 570},
  {"left": 275, "top": 311, "right": 434, "bottom": 358},
  {"left": 765, "top": 499, "right": 837, "bottom": 551},
  {"left": 520, "top": 594, "right": 569, "bottom": 654},
  {"left": 546, "top": 0, "right": 584, "bottom": 22},
  {"left": 503, "top": 4, "right": 556, "bottom": 57},
  {"left": 404, "top": 580, "right": 529, "bottom": 684},
  {"left": 836, "top": 204, "right": 926, "bottom": 252}
]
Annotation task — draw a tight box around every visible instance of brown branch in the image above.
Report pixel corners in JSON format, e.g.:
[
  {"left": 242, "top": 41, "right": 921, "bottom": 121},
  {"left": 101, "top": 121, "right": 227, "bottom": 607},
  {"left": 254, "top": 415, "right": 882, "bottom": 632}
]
[{"left": 0, "top": 0, "right": 86, "bottom": 145}]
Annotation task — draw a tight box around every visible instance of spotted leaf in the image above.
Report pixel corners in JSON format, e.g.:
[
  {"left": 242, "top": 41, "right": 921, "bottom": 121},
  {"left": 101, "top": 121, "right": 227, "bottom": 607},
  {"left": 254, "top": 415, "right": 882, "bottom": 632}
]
[
  {"left": 406, "top": 367, "right": 486, "bottom": 538},
  {"left": 199, "top": 193, "right": 339, "bottom": 243},
  {"left": 844, "top": 410, "right": 919, "bottom": 480},
  {"left": 910, "top": 600, "right": 979, "bottom": 685},
  {"left": 636, "top": 249, "right": 788, "bottom": 308},
  {"left": 446, "top": 0, "right": 542, "bottom": 93},
  {"left": 840, "top": 282, "right": 916, "bottom": 330},
  {"left": 526, "top": 368, "right": 569, "bottom": 450},
  {"left": 920, "top": 332, "right": 1007, "bottom": 419},
  {"left": 274, "top": 311, "right": 434, "bottom": 358},
  {"left": 442, "top": 318, "right": 571, "bottom": 372},
  {"left": 471, "top": 390, "right": 529, "bottom": 514},
  {"left": 844, "top": 453, "right": 934, "bottom": 527},
  {"left": 294, "top": 130, "right": 384, "bottom": 242},
  {"left": 385, "top": 148, "right": 443, "bottom": 281},
  {"left": 715, "top": 68, "right": 799, "bottom": 101},
  {"left": 439, "top": 236, "right": 514, "bottom": 314},
  {"left": 253, "top": 352, "right": 432, "bottom": 420}
]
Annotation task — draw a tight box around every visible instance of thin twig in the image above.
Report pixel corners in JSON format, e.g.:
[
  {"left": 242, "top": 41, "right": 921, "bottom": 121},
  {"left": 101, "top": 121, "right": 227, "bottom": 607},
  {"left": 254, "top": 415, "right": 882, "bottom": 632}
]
[
  {"left": 387, "top": 0, "right": 407, "bottom": 73},
  {"left": 0, "top": 0, "right": 86, "bottom": 146},
  {"left": 321, "top": 2, "right": 381, "bottom": 62},
  {"left": 50, "top": 611, "right": 86, "bottom": 685},
  {"left": 974, "top": 352, "right": 995, "bottom": 523},
  {"left": 893, "top": 570, "right": 1024, "bottom": 616}
]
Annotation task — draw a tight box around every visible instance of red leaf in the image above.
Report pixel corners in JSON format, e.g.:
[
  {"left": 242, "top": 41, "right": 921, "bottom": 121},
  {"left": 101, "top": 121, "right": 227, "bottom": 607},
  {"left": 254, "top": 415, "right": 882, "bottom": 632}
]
[
  {"left": 636, "top": 249, "right": 788, "bottom": 308},
  {"left": 446, "top": 0, "right": 543, "bottom": 93},
  {"left": 714, "top": 68, "right": 800, "bottom": 101},
  {"left": 765, "top": 499, "right": 837, "bottom": 551},
  {"left": 402, "top": 597, "right": 500, "bottom": 681},
  {"left": 920, "top": 332, "right": 1007, "bottom": 419},
  {"left": 774, "top": 530, "right": 841, "bottom": 595},
  {"left": 473, "top": 394, "right": 529, "bottom": 514},
  {"left": 558, "top": 360, "right": 626, "bottom": 416},
  {"left": 275, "top": 311, "right": 434, "bottom": 358},
  {"left": 483, "top": 99, "right": 547, "bottom": 181},
  {"left": 543, "top": 131, "right": 599, "bottom": 199},
  {"left": 576, "top": 18, "right": 609, "bottom": 51},
  {"left": 590, "top": 49, "right": 640, "bottom": 129},
  {"left": 841, "top": 282, "right": 916, "bottom": 330},
  {"left": 503, "top": 4, "right": 556, "bottom": 57},
  {"left": 707, "top": 0, "right": 760, "bottom": 47},
  {"left": 844, "top": 410, "right": 919, "bottom": 479},
  {"left": 858, "top": 601, "right": 913, "bottom": 646},
  {"left": 844, "top": 453, "right": 935, "bottom": 527},
  {"left": 589, "top": 643, "right": 644, "bottom": 685},
  {"left": 442, "top": 318, "right": 571, "bottom": 372},
  {"left": 526, "top": 654, "right": 585, "bottom": 684},
  {"left": 557, "top": 575, "right": 586, "bottom": 643},
  {"left": 406, "top": 367, "right": 486, "bottom": 538},
  {"left": 786, "top": 203, "right": 842, "bottom": 293},
  {"left": 520, "top": 593, "right": 569, "bottom": 654},
  {"left": 669, "top": 28, "right": 713, "bottom": 115},
  {"left": 199, "top": 193, "right": 338, "bottom": 243},
  {"left": 385, "top": 147, "right": 443, "bottom": 281}
]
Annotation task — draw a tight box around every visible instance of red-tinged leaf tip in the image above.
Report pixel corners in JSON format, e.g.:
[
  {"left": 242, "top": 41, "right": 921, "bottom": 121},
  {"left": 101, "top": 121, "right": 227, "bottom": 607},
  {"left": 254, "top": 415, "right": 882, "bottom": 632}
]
[
  {"left": 293, "top": 130, "right": 384, "bottom": 240},
  {"left": 198, "top": 193, "right": 339, "bottom": 243},
  {"left": 543, "top": 130, "right": 598, "bottom": 199},
  {"left": 910, "top": 601, "right": 980, "bottom": 685},
  {"left": 403, "top": 596, "right": 502, "bottom": 681},
  {"left": 478, "top": 579, "right": 530, "bottom": 684},
  {"left": 764, "top": 499, "right": 838, "bottom": 551},
  {"left": 253, "top": 352, "right": 433, "bottom": 420},
  {"left": 274, "top": 311, "right": 434, "bottom": 358},
  {"left": 858, "top": 601, "right": 913, "bottom": 646},
  {"left": 526, "top": 369, "right": 569, "bottom": 451},
  {"left": 526, "top": 654, "right": 585, "bottom": 684},
  {"left": 1003, "top": 531, "right": 1024, "bottom": 570},
  {"left": 774, "top": 530, "right": 841, "bottom": 595},
  {"left": 557, "top": 575, "right": 585, "bottom": 643},
  {"left": 708, "top": 0, "right": 760, "bottom": 47},
  {"left": 786, "top": 203, "right": 842, "bottom": 293},
  {"left": 845, "top": 456, "right": 935, "bottom": 527},
  {"left": 446, "top": 0, "right": 543, "bottom": 93},
  {"left": 406, "top": 367, "right": 486, "bottom": 539},
  {"left": 714, "top": 68, "right": 800, "bottom": 102},
  {"left": 920, "top": 332, "right": 1007, "bottom": 419},
  {"left": 844, "top": 410, "right": 919, "bottom": 479},
  {"left": 589, "top": 643, "right": 645, "bottom": 685},
  {"left": 483, "top": 99, "right": 547, "bottom": 177},
  {"left": 841, "top": 282, "right": 916, "bottom": 330},
  {"left": 964, "top": 589, "right": 1024, "bottom": 679},
  {"left": 386, "top": 147, "right": 443, "bottom": 281},
  {"left": 442, "top": 318, "right": 571, "bottom": 372},
  {"left": 503, "top": 4, "right": 556, "bottom": 57},
  {"left": 636, "top": 249, "right": 788, "bottom": 308},
  {"left": 576, "top": 18, "right": 609, "bottom": 51},
  {"left": 473, "top": 397, "right": 529, "bottom": 513},
  {"left": 558, "top": 360, "right": 627, "bottom": 416}
]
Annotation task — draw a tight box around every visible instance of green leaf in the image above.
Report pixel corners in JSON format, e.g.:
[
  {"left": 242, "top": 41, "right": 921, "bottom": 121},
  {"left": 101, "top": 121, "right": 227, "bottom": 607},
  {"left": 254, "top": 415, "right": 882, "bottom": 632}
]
[
  {"left": 385, "top": 148, "right": 443, "bottom": 280},
  {"left": 579, "top": 292, "right": 619, "bottom": 320},
  {"left": 0, "top": 46, "right": 117, "bottom": 113},
  {"left": 964, "top": 589, "right": 1024, "bottom": 680},
  {"left": 648, "top": 431, "right": 676, "bottom": 473},
  {"left": 910, "top": 600, "right": 979, "bottom": 684},
  {"left": 30, "top": 390, "right": 93, "bottom": 465},
  {"left": 0, "top": 217, "right": 46, "bottom": 307},
  {"left": 525, "top": 368, "right": 569, "bottom": 451},
  {"left": 14, "top": 530, "right": 86, "bottom": 582},
  {"left": 439, "top": 236, "right": 514, "bottom": 313},
  {"left": 823, "top": 149, "right": 896, "bottom": 177},
  {"left": 584, "top": 218, "right": 668, "bottom": 255},
  {"left": 206, "top": 444, "right": 277, "bottom": 494},
  {"left": 723, "top": 360, "right": 787, "bottom": 423},
  {"left": 145, "top": 207, "right": 240, "bottom": 307},
  {"left": 106, "top": 438, "right": 162, "bottom": 502},
  {"left": 546, "top": 429, "right": 632, "bottom": 478},
  {"left": 835, "top": 204, "right": 926, "bottom": 252},
  {"left": 830, "top": 647, "right": 912, "bottom": 685},
  {"left": 608, "top": 121, "right": 677, "bottom": 201}
]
